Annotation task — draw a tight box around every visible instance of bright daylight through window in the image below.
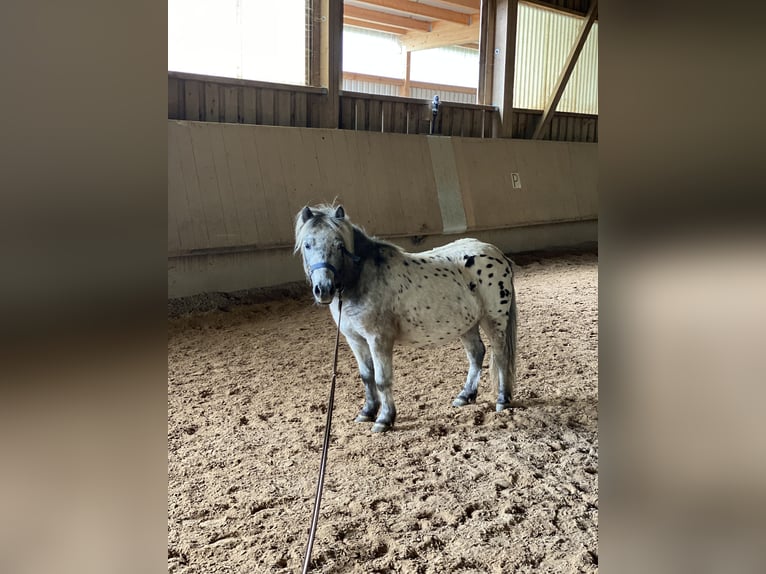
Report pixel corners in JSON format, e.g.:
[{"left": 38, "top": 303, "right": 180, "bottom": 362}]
[{"left": 168, "top": 0, "right": 306, "bottom": 85}]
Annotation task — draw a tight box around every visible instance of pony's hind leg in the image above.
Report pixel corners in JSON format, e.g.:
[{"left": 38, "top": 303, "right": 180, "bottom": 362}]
[
  {"left": 452, "top": 325, "right": 485, "bottom": 407},
  {"left": 346, "top": 334, "right": 379, "bottom": 423},
  {"left": 481, "top": 312, "right": 516, "bottom": 412}
]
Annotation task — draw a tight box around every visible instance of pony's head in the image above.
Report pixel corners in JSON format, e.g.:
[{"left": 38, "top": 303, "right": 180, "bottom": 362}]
[{"left": 294, "top": 204, "right": 355, "bottom": 304}]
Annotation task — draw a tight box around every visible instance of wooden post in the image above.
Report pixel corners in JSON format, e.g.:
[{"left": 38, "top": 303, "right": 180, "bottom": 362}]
[
  {"left": 490, "top": 0, "right": 518, "bottom": 138},
  {"left": 477, "top": 0, "right": 496, "bottom": 106},
  {"left": 317, "top": 0, "right": 343, "bottom": 128},
  {"left": 403, "top": 51, "right": 411, "bottom": 97},
  {"left": 532, "top": 0, "right": 598, "bottom": 140},
  {"left": 307, "top": 0, "right": 321, "bottom": 87}
]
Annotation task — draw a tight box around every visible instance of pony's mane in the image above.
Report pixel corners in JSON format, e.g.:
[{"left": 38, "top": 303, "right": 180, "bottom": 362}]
[{"left": 294, "top": 204, "right": 402, "bottom": 257}]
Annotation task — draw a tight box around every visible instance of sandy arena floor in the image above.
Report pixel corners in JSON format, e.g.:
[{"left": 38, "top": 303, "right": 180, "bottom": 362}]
[{"left": 168, "top": 251, "right": 598, "bottom": 573}]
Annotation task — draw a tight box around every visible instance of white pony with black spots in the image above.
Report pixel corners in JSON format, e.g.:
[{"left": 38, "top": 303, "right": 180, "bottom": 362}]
[{"left": 295, "top": 205, "right": 517, "bottom": 433}]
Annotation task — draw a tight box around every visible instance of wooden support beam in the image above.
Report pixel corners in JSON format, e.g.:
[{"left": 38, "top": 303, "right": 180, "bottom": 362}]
[
  {"left": 308, "top": 0, "right": 321, "bottom": 86},
  {"left": 403, "top": 50, "right": 411, "bottom": 97},
  {"left": 477, "top": 0, "right": 495, "bottom": 105},
  {"left": 490, "top": 0, "right": 518, "bottom": 137},
  {"left": 318, "top": 0, "right": 343, "bottom": 128},
  {"left": 532, "top": 0, "right": 597, "bottom": 139},
  {"left": 344, "top": 16, "right": 407, "bottom": 34},
  {"left": 344, "top": 5, "right": 432, "bottom": 31},
  {"left": 399, "top": 19, "right": 480, "bottom": 51},
  {"left": 356, "top": 0, "right": 472, "bottom": 25},
  {"left": 433, "top": 0, "right": 480, "bottom": 10}
]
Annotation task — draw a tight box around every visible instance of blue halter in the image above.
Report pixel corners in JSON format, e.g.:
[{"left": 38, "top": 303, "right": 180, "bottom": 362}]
[
  {"left": 309, "top": 261, "right": 340, "bottom": 276},
  {"left": 308, "top": 245, "right": 360, "bottom": 279}
]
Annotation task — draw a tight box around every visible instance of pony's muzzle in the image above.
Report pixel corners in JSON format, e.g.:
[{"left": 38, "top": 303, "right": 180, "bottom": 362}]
[{"left": 311, "top": 273, "right": 336, "bottom": 304}]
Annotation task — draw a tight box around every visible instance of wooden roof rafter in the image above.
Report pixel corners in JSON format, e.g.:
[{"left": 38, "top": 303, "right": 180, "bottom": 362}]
[
  {"left": 344, "top": 16, "right": 408, "bottom": 35},
  {"left": 344, "top": 5, "right": 433, "bottom": 32},
  {"left": 428, "top": 0, "right": 480, "bottom": 10},
  {"left": 399, "top": 18, "right": 480, "bottom": 51},
  {"left": 354, "top": 0, "right": 474, "bottom": 25}
]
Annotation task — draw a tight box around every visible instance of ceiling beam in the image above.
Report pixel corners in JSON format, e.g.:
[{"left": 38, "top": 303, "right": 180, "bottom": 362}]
[
  {"left": 344, "top": 5, "right": 432, "bottom": 32},
  {"left": 344, "top": 16, "right": 407, "bottom": 34},
  {"left": 399, "top": 18, "right": 480, "bottom": 50},
  {"left": 520, "top": 0, "right": 597, "bottom": 20},
  {"left": 432, "top": 0, "right": 480, "bottom": 10},
  {"left": 355, "top": 0, "right": 472, "bottom": 25},
  {"left": 532, "top": 0, "right": 597, "bottom": 139}
]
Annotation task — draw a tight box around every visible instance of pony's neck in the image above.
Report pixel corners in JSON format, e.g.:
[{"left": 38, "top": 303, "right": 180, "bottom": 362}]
[{"left": 341, "top": 227, "right": 392, "bottom": 295}]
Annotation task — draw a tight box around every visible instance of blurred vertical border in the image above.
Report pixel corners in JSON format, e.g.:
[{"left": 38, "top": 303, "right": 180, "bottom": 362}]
[
  {"left": 0, "top": 2, "right": 167, "bottom": 573},
  {"left": 600, "top": 1, "right": 766, "bottom": 572}
]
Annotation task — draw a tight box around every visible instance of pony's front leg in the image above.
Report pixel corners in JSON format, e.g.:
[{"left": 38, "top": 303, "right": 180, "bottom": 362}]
[
  {"left": 369, "top": 336, "right": 396, "bottom": 433},
  {"left": 346, "top": 334, "right": 379, "bottom": 423}
]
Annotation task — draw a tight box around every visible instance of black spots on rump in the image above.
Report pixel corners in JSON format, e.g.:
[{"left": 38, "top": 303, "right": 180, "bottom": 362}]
[
  {"left": 486, "top": 263, "right": 494, "bottom": 269},
  {"left": 500, "top": 299, "right": 509, "bottom": 305},
  {"left": 469, "top": 282, "right": 476, "bottom": 291},
  {"left": 477, "top": 269, "right": 482, "bottom": 276},
  {"left": 403, "top": 260, "right": 410, "bottom": 266},
  {"left": 488, "top": 273, "right": 494, "bottom": 278},
  {"left": 464, "top": 255, "right": 475, "bottom": 268}
]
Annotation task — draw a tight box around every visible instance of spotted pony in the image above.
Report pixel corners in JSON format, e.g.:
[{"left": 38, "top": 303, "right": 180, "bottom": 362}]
[{"left": 295, "top": 204, "right": 518, "bottom": 433}]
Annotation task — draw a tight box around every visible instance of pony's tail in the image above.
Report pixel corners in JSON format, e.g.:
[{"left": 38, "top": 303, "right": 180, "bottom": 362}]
[
  {"left": 508, "top": 278, "right": 518, "bottom": 392},
  {"left": 504, "top": 257, "right": 518, "bottom": 398},
  {"left": 489, "top": 256, "right": 518, "bottom": 397}
]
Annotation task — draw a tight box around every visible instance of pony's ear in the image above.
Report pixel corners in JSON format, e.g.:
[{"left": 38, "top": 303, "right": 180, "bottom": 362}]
[
  {"left": 301, "top": 206, "right": 314, "bottom": 223},
  {"left": 334, "top": 205, "right": 345, "bottom": 220}
]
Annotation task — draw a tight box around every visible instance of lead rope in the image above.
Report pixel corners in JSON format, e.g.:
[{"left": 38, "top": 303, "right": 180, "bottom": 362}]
[{"left": 301, "top": 292, "right": 343, "bottom": 573}]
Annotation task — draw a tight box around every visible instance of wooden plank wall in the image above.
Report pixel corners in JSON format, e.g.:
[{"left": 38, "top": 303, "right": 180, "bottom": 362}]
[
  {"left": 168, "top": 73, "right": 597, "bottom": 142},
  {"left": 514, "top": 108, "right": 598, "bottom": 142},
  {"left": 169, "top": 120, "right": 597, "bottom": 256},
  {"left": 168, "top": 121, "right": 444, "bottom": 255},
  {"left": 168, "top": 72, "right": 326, "bottom": 128},
  {"left": 452, "top": 138, "right": 598, "bottom": 231},
  {"left": 339, "top": 91, "right": 496, "bottom": 138}
]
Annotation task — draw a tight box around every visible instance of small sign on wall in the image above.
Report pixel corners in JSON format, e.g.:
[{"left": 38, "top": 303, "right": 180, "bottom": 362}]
[{"left": 511, "top": 172, "right": 522, "bottom": 189}]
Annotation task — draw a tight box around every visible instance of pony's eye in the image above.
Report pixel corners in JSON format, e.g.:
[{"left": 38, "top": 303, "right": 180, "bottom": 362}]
[{"left": 304, "top": 242, "right": 311, "bottom": 250}]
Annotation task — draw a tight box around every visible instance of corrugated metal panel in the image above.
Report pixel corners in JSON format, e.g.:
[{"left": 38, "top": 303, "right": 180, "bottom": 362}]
[
  {"left": 410, "top": 87, "right": 476, "bottom": 104},
  {"left": 342, "top": 79, "right": 400, "bottom": 96},
  {"left": 514, "top": 4, "right": 598, "bottom": 114}
]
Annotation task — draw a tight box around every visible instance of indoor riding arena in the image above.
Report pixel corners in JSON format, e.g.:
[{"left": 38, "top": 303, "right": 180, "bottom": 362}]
[{"left": 168, "top": 1, "right": 598, "bottom": 572}]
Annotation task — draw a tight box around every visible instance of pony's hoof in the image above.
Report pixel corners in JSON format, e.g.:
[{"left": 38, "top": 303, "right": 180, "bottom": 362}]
[
  {"left": 452, "top": 396, "right": 476, "bottom": 407},
  {"left": 371, "top": 422, "right": 392, "bottom": 433},
  {"left": 354, "top": 413, "right": 375, "bottom": 423},
  {"left": 496, "top": 402, "right": 513, "bottom": 412}
]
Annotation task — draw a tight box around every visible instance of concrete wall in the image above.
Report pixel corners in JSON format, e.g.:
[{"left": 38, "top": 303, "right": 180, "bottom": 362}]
[{"left": 168, "top": 120, "right": 597, "bottom": 298}]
